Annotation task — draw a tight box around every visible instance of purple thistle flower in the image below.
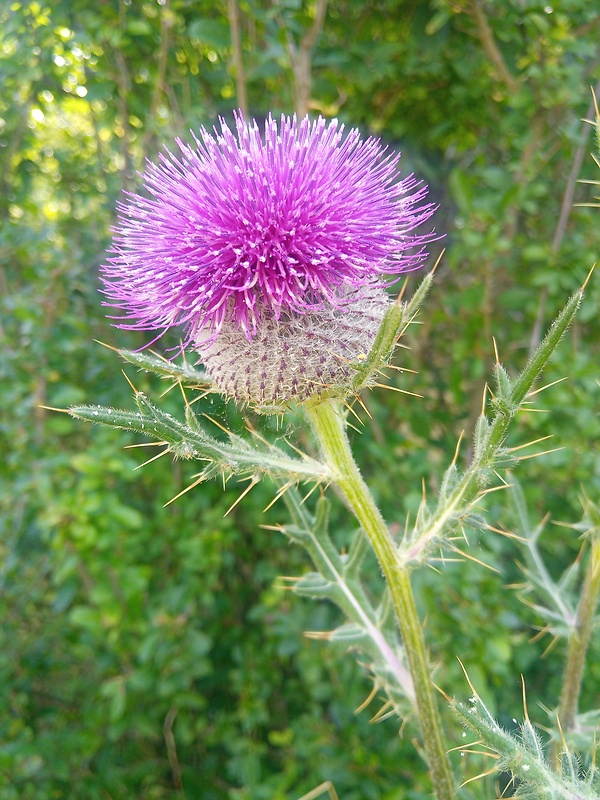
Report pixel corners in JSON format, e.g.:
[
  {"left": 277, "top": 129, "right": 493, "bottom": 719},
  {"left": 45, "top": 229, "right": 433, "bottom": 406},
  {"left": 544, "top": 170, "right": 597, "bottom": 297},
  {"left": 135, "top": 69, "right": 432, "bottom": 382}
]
[{"left": 102, "top": 113, "right": 436, "bottom": 346}]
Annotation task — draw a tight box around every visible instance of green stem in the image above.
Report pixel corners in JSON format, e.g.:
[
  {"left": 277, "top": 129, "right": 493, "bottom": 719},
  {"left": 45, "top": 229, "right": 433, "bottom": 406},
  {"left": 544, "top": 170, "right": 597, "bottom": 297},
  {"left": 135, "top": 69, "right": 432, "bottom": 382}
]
[
  {"left": 305, "top": 398, "right": 455, "bottom": 800},
  {"left": 556, "top": 536, "right": 600, "bottom": 737}
]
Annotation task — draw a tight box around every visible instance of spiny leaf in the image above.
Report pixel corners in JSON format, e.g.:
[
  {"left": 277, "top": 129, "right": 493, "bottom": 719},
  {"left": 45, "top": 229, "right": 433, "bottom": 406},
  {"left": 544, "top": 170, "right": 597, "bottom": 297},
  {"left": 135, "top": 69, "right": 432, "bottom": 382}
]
[
  {"left": 453, "top": 694, "right": 600, "bottom": 799},
  {"left": 351, "top": 269, "right": 435, "bottom": 391},
  {"left": 118, "top": 348, "right": 210, "bottom": 385},
  {"left": 70, "top": 396, "right": 332, "bottom": 482},
  {"left": 279, "top": 487, "right": 415, "bottom": 709}
]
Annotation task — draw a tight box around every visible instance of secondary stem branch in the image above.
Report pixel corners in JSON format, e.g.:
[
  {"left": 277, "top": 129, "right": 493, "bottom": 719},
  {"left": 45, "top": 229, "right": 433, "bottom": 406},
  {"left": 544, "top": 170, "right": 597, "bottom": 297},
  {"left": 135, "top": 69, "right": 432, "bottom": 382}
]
[{"left": 557, "top": 537, "right": 600, "bottom": 733}]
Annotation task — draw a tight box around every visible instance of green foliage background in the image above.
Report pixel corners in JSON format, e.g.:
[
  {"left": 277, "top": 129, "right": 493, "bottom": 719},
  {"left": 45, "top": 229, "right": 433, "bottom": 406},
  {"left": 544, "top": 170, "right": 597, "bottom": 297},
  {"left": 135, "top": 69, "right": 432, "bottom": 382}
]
[{"left": 1, "top": 1, "right": 599, "bottom": 798}]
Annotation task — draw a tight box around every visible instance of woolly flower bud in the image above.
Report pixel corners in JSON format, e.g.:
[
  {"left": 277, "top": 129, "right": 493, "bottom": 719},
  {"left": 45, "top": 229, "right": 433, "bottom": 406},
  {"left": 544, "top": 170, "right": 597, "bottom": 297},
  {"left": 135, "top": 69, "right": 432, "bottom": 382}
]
[{"left": 200, "top": 284, "right": 389, "bottom": 410}]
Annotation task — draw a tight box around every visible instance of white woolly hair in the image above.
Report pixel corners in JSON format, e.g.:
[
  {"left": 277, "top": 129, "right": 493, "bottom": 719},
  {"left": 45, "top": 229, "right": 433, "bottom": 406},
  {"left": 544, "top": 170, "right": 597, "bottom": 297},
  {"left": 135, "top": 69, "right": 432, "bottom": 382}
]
[{"left": 198, "top": 284, "right": 390, "bottom": 410}]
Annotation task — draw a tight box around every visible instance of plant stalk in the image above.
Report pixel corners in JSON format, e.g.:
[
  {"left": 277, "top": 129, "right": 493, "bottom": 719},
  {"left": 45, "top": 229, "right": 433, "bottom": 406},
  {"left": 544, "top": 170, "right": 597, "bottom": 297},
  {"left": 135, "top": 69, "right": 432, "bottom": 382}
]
[
  {"left": 556, "top": 535, "right": 600, "bottom": 737},
  {"left": 305, "top": 398, "right": 455, "bottom": 800}
]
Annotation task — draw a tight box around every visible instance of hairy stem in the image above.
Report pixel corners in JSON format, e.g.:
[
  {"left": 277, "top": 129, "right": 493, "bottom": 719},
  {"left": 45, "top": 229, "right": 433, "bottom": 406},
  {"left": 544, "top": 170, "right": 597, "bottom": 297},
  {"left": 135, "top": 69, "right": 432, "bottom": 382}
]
[
  {"left": 305, "top": 398, "right": 455, "bottom": 800},
  {"left": 556, "top": 536, "right": 600, "bottom": 738}
]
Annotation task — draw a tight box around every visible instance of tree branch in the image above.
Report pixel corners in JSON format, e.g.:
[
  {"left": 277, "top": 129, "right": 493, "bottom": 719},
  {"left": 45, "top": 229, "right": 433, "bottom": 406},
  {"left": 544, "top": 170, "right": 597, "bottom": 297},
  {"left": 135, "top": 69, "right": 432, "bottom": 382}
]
[
  {"left": 283, "top": 0, "right": 328, "bottom": 118},
  {"left": 149, "top": 0, "right": 174, "bottom": 125},
  {"left": 529, "top": 77, "right": 600, "bottom": 354},
  {"left": 228, "top": 0, "right": 248, "bottom": 116},
  {"left": 470, "top": 0, "right": 519, "bottom": 95}
]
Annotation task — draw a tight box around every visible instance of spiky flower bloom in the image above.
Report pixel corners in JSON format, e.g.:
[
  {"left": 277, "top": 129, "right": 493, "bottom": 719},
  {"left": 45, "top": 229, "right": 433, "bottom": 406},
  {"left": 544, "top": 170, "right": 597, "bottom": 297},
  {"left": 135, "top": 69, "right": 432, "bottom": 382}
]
[{"left": 103, "top": 113, "right": 436, "bottom": 408}]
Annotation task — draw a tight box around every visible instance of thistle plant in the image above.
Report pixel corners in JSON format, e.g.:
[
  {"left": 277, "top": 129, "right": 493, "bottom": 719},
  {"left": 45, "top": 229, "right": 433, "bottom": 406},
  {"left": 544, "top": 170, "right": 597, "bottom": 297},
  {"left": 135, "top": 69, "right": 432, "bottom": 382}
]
[{"left": 69, "top": 111, "right": 599, "bottom": 799}]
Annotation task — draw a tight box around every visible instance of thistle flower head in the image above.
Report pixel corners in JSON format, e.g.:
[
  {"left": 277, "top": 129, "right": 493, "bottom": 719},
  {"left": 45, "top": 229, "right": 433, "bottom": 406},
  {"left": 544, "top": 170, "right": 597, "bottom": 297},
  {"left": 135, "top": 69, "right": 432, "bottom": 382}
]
[{"left": 102, "top": 112, "right": 436, "bottom": 346}]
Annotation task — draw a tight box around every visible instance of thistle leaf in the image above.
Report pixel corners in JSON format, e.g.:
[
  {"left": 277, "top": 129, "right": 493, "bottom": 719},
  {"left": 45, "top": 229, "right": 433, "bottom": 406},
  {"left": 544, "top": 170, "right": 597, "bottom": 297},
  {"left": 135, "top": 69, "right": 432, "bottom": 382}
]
[
  {"left": 453, "top": 693, "right": 600, "bottom": 799},
  {"left": 351, "top": 269, "right": 435, "bottom": 391},
  {"left": 118, "top": 348, "right": 210, "bottom": 385},
  {"left": 70, "top": 395, "right": 332, "bottom": 482},
  {"left": 279, "top": 487, "right": 415, "bottom": 709}
]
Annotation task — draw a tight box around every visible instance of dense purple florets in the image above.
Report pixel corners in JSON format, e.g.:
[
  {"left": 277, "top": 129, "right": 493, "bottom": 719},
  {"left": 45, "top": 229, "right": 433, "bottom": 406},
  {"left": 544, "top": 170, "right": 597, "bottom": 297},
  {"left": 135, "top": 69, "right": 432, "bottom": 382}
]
[{"left": 102, "top": 113, "right": 435, "bottom": 345}]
